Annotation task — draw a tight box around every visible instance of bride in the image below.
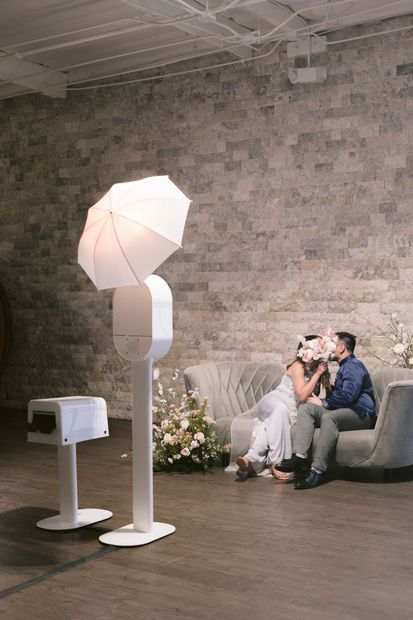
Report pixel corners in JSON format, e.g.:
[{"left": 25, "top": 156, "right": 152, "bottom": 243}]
[{"left": 235, "top": 335, "right": 332, "bottom": 481}]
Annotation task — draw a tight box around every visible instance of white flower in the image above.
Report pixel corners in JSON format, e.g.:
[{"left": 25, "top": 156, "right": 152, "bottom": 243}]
[
  {"left": 181, "top": 419, "right": 189, "bottom": 430},
  {"left": 408, "top": 358, "right": 413, "bottom": 366},
  {"left": 300, "top": 349, "right": 314, "bottom": 363},
  {"left": 120, "top": 453, "right": 128, "bottom": 459},
  {"left": 181, "top": 447, "right": 190, "bottom": 457},
  {"left": 195, "top": 431, "right": 205, "bottom": 444},
  {"left": 391, "top": 313, "right": 397, "bottom": 319},
  {"left": 162, "top": 433, "right": 173, "bottom": 445},
  {"left": 153, "top": 367, "right": 160, "bottom": 381},
  {"left": 190, "top": 440, "right": 199, "bottom": 450},
  {"left": 168, "top": 457, "right": 173, "bottom": 464},
  {"left": 393, "top": 343, "right": 406, "bottom": 354}
]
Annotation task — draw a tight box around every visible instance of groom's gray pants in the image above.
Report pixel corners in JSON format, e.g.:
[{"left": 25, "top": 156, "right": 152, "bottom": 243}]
[{"left": 293, "top": 403, "right": 373, "bottom": 473}]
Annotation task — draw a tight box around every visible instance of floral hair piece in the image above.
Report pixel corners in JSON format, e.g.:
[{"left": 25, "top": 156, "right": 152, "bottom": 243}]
[{"left": 297, "top": 329, "right": 338, "bottom": 363}]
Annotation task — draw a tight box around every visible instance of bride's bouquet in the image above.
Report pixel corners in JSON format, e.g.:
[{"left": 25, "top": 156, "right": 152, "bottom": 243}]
[{"left": 297, "top": 329, "right": 337, "bottom": 363}]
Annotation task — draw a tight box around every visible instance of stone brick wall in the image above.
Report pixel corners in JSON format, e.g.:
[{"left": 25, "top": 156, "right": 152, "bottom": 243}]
[{"left": 1, "top": 16, "right": 413, "bottom": 417}]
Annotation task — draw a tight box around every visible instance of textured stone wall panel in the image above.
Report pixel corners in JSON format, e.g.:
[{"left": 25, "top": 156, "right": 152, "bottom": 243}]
[{"left": 0, "top": 17, "right": 413, "bottom": 417}]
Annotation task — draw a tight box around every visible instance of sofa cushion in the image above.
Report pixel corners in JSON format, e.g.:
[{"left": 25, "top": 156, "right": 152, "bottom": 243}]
[{"left": 312, "top": 428, "right": 375, "bottom": 466}]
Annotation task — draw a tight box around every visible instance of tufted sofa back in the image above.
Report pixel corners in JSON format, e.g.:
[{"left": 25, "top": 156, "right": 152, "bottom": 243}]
[
  {"left": 372, "top": 367, "right": 413, "bottom": 412},
  {"left": 183, "top": 362, "right": 283, "bottom": 421}
]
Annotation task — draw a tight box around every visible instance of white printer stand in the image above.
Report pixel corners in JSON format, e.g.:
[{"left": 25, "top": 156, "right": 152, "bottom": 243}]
[{"left": 28, "top": 396, "right": 113, "bottom": 530}]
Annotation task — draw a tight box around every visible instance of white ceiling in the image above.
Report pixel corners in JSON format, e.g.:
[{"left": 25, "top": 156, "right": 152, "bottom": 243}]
[{"left": 0, "top": 0, "right": 412, "bottom": 100}]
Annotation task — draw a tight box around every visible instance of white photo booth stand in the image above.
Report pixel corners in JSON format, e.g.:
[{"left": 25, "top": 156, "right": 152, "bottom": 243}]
[
  {"left": 99, "top": 276, "right": 175, "bottom": 546},
  {"left": 77, "top": 175, "right": 190, "bottom": 547}
]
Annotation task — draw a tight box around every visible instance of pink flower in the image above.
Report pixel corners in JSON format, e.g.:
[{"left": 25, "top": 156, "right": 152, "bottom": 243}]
[
  {"left": 321, "top": 327, "right": 337, "bottom": 339},
  {"left": 297, "top": 332, "right": 337, "bottom": 363}
]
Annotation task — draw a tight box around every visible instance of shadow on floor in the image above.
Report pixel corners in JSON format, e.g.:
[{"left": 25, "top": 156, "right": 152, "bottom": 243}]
[{"left": 0, "top": 506, "right": 110, "bottom": 567}]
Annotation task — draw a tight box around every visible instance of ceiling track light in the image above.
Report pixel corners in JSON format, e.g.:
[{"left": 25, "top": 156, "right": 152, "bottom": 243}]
[{"left": 287, "top": 35, "right": 327, "bottom": 84}]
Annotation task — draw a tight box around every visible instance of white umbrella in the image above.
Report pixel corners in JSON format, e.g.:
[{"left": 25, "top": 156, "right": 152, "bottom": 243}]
[{"left": 78, "top": 175, "right": 190, "bottom": 290}]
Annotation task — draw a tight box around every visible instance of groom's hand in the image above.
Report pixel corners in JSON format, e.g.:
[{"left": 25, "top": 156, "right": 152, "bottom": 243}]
[{"left": 307, "top": 394, "right": 322, "bottom": 405}]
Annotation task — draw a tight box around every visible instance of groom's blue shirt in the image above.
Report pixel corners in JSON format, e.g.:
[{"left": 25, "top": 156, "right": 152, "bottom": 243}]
[{"left": 321, "top": 354, "right": 376, "bottom": 421}]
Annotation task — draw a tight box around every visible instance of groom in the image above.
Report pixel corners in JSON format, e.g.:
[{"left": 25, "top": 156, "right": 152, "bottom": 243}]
[{"left": 276, "top": 332, "right": 376, "bottom": 489}]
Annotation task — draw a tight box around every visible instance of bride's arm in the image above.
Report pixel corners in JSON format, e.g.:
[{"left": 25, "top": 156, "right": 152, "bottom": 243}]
[{"left": 288, "top": 360, "right": 327, "bottom": 402}]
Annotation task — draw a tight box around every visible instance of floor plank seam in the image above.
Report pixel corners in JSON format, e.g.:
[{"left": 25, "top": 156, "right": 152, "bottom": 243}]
[{"left": 0, "top": 544, "right": 119, "bottom": 600}]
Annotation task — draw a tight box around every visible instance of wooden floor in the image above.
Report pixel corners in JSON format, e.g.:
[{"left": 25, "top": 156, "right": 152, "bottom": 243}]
[{"left": 1, "top": 410, "right": 413, "bottom": 620}]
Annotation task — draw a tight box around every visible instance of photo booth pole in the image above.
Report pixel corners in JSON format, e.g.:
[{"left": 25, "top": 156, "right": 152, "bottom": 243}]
[
  {"left": 99, "top": 277, "right": 175, "bottom": 546},
  {"left": 78, "top": 175, "right": 190, "bottom": 547}
]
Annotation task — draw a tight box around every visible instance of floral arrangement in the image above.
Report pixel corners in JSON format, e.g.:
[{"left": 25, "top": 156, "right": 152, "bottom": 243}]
[
  {"left": 297, "top": 329, "right": 337, "bottom": 363},
  {"left": 365, "top": 313, "right": 413, "bottom": 368},
  {"left": 152, "top": 368, "right": 222, "bottom": 472}
]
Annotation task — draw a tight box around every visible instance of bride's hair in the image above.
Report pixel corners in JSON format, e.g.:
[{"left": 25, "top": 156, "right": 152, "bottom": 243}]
[{"left": 287, "top": 334, "right": 322, "bottom": 395}]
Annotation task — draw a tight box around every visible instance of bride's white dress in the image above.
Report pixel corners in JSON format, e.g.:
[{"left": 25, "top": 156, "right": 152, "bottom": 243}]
[{"left": 228, "top": 374, "right": 298, "bottom": 474}]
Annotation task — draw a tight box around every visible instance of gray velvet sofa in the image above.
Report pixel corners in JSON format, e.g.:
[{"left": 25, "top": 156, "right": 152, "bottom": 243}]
[
  {"left": 183, "top": 362, "right": 283, "bottom": 445},
  {"left": 316, "top": 367, "right": 413, "bottom": 471},
  {"left": 184, "top": 362, "right": 413, "bottom": 473}
]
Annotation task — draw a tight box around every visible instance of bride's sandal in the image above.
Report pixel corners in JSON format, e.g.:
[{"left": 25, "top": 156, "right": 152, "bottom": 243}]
[
  {"left": 271, "top": 464, "right": 295, "bottom": 482},
  {"left": 236, "top": 456, "right": 251, "bottom": 478},
  {"left": 236, "top": 456, "right": 249, "bottom": 472}
]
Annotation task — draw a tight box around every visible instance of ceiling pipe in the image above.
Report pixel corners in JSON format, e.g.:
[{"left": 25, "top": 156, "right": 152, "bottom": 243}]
[
  {"left": 120, "top": 0, "right": 256, "bottom": 57},
  {"left": 62, "top": 18, "right": 413, "bottom": 90},
  {"left": 41, "top": 39, "right": 284, "bottom": 95},
  {"left": 4, "top": 19, "right": 148, "bottom": 50},
  {"left": 259, "top": 0, "right": 413, "bottom": 42},
  {"left": 1, "top": 0, "right": 412, "bottom": 99},
  {"left": 5, "top": 14, "right": 204, "bottom": 55},
  {"left": 170, "top": 0, "right": 255, "bottom": 38},
  {"left": 3, "top": 12, "right": 412, "bottom": 93},
  {"left": 214, "top": 0, "right": 245, "bottom": 14},
  {"left": 0, "top": 34, "right": 221, "bottom": 84},
  {"left": 320, "top": 21, "right": 413, "bottom": 45}
]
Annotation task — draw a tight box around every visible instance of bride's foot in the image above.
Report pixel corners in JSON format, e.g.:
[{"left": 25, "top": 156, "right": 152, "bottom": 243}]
[
  {"left": 236, "top": 456, "right": 250, "bottom": 476},
  {"left": 271, "top": 463, "right": 295, "bottom": 481}
]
